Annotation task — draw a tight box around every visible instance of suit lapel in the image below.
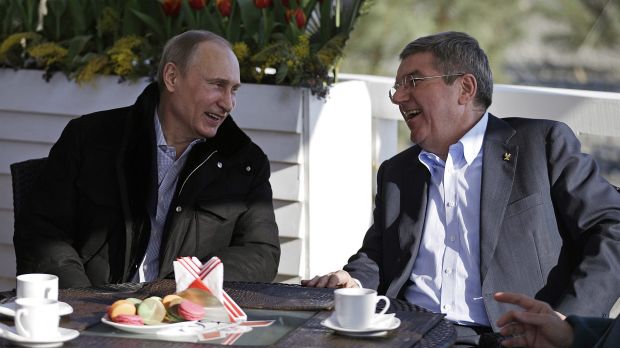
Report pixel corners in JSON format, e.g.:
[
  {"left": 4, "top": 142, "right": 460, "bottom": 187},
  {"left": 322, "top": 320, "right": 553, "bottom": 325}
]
[
  {"left": 479, "top": 115, "right": 518, "bottom": 281},
  {"left": 387, "top": 148, "right": 429, "bottom": 297},
  {"left": 116, "top": 84, "right": 159, "bottom": 281}
]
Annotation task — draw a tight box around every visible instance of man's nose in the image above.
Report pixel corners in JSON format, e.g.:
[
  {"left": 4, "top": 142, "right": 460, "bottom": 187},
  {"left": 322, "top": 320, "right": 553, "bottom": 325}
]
[
  {"left": 391, "top": 87, "right": 409, "bottom": 105},
  {"left": 220, "top": 89, "right": 235, "bottom": 113}
]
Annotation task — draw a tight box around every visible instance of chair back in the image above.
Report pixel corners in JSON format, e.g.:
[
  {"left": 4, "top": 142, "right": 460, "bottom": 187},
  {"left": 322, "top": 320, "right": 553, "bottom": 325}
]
[{"left": 10, "top": 158, "right": 47, "bottom": 220}]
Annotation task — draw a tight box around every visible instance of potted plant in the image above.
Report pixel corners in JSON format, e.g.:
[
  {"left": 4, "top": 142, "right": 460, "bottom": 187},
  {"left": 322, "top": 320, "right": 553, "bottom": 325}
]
[{"left": 0, "top": 0, "right": 370, "bottom": 97}]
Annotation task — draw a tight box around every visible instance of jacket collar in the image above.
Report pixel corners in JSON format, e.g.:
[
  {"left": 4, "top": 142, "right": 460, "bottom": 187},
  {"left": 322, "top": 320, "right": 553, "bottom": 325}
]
[{"left": 479, "top": 113, "right": 518, "bottom": 281}]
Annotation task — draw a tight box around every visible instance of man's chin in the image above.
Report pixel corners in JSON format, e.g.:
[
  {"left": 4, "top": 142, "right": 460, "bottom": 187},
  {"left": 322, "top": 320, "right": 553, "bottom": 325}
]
[{"left": 200, "top": 126, "right": 220, "bottom": 139}]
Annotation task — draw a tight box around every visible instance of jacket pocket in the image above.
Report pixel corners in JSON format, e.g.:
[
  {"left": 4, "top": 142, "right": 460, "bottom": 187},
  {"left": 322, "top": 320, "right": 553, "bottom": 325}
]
[
  {"left": 504, "top": 192, "right": 543, "bottom": 218},
  {"left": 193, "top": 200, "right": 248, "bottom": 254},
  {"left": 195, "top": 200, "right": 247, "bottom": 223}
]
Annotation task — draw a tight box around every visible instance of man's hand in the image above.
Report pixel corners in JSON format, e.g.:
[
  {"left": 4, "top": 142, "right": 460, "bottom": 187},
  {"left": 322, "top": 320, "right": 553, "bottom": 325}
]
[
  {"left": 494, "top": 292, "right": 573, "bottom": 348},
  {"left": 300, "top": 270, "right": 359, "bottom": 288}
]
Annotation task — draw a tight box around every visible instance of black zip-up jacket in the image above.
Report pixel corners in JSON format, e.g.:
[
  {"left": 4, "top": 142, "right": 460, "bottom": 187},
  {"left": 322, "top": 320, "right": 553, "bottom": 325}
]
[{"left": 14, "top": 83, "right": 280, "bottom": 288}]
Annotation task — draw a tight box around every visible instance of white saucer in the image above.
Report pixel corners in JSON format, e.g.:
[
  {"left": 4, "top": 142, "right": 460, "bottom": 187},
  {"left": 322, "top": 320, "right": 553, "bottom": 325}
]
[
  {"left": 101, "top": 316, "right": 199, "bottom": 334},
  {"left": 0, "top": 326, "right": 79, "bottom": 348},
  {"left": 0, "top": 301, "right": 73, "bottom": 317},
  {"left": 320, "top": 313, "right": 401, "bottom": 337}
]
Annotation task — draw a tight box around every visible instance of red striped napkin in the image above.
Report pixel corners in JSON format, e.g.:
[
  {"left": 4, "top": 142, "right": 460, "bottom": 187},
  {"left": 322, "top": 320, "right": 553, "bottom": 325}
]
[{"left": 173, "top": 256, "right": 247, "bottom": 323}]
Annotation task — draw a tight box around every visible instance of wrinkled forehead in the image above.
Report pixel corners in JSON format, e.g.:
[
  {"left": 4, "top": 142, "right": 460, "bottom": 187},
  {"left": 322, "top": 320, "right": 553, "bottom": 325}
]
[
  {"left": 395, "top": 51, "right": 439, "bottom": 81},
  {"left": 190, "top": 41, "right": 240, "bottom": 82}
]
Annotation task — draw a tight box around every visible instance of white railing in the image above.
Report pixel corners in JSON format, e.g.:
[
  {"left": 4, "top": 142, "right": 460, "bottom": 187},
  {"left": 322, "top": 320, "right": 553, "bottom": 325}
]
[{"left": 340, "top": 73, "right": 620, "bottom": 187}]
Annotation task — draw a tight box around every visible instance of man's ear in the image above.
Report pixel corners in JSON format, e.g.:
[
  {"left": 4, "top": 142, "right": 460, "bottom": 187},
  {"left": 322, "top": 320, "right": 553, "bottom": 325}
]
[
  {"left": 458, "top": 74, "right": 477, "bottom": 105},
  {"left": 162, "top": 62, "right": 179, "bottom": 92}
]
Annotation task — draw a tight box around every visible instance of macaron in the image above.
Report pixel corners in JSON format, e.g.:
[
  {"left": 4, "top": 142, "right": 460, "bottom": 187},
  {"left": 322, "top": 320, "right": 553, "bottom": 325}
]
[
  {"left": 107, "top": 299, "right": 137, "bottom": 320},
  {"left": 164, "top": 304, "right": 185, "bottom": 323},
  {"left": 113, "top": 314, "right": 144, "bottom": 326},
  {"left": 137, "top": 297, "right": 167, "bottom": 325},
  {"left": 125, "top": 298, "right": 143, "bottom": 306},
  {"left": 177, "top": 300, "right": 205, "bottom": 321},
  {"left": 162, "top": 294, "right": 184, "bottom": 309}
]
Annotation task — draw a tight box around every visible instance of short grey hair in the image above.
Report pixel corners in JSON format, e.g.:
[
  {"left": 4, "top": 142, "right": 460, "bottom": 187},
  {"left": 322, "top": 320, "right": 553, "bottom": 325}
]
[
  {"left": 400, "top": 31, "right": 493, "bottom": 109},
  {"left": 157, "top": 30, "right": 232, "bottom": 88}
]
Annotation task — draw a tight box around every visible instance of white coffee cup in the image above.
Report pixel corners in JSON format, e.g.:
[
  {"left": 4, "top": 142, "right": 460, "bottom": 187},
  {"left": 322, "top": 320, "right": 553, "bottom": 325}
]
[
  {"left": 334, "top": 288, "right": 390, "bottom": 330},
  {"left": 14, "top": 298, "right": 60, "bottom": 339},
  {"left": 16, "top": 273, "right": 58, "bottom": 300}
]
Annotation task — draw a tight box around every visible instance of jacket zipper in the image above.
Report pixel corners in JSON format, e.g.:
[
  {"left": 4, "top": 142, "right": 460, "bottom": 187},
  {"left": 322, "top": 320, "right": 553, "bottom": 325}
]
[{"left": 177, "top": 150, "right": 218, "bottom": 198}]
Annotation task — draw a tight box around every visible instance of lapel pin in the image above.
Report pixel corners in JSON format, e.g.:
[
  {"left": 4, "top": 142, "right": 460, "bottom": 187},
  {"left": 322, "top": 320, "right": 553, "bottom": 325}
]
[{"left": 503, "top": 152, "right": 511, "bottom": 161}]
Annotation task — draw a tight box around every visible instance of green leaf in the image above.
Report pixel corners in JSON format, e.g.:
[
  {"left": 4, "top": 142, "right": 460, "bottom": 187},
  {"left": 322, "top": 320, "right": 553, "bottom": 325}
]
[
  {"left": 122, "top": 0, "right": 143, "bottom": 37},
  {"left": 275, "top": 61, "right": 288, "bottom": 83},
  {"left": 226, "top": 1, "right": 242, "bottom": 43},
  {"left": 131, "top": 9, "right": 165, "bottom": 42},
  {"left": 64, "top": 34, "right": 91, "bottom": 64},
  {"left": 237, "top": 0, "right": 260, "bottom": 43},
  {"left": 198, "top": 9, "right": 222, "bottom": 35},
  {"left": 66, "top": 0, "right": 86, "bottom": 36}
]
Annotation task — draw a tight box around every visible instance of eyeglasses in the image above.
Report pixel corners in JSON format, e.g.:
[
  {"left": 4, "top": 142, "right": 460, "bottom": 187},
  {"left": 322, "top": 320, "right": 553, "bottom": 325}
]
[{"left": 388, "top": 73, "right": 465, "bottom": 101}]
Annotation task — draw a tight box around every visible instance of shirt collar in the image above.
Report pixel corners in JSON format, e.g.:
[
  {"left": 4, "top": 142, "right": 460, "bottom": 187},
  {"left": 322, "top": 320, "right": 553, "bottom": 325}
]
[
  {"left": 418, "top": 112, "right": 488, "bottom": 170},
  {"left": 154, "top": 107, "right": 168, "bottom": 148},
  {"left": 460, "top": 111, "right": 488, "bottom": 165}
]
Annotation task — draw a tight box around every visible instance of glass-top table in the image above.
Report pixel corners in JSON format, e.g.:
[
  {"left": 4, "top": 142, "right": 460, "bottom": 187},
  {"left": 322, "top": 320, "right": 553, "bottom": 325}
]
[
  {"left": 0, "top": 280, "right": 456, "bottom": 347},
  {"left": 84, "top": 309, "right": 315, "bottom": 346}
]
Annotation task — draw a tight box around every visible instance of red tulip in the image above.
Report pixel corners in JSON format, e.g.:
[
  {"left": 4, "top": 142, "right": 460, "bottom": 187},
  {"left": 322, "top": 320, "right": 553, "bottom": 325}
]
[
  {"left": 254, "top": 0, "right": 272, "bottom": 9},
  {"left": 216, "top": 0, "right": 232, "bottom": 16},
  {"left": 189, "top": 0, "right": 207, "bottom": 10},
  {"left": 286, "top": 8, "right": 306, "bottom": 28},
  {"left": 162, "top": 0, "right": 182, "bottom": 16},
  {"left": 294, "top": 8, "right": 306, "bottom": 28}
]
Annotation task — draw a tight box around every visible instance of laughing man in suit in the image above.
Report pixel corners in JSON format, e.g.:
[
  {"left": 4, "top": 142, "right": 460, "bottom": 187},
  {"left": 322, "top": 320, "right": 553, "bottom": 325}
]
[{"left": 302, "top": 31, "right": 620, "bottom": 343}]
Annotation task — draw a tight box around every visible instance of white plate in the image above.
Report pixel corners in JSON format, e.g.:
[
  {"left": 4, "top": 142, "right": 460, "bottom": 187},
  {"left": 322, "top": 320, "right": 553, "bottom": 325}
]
[
  {"left": 0, "top": 301, "right": 73, "bottom": 317},
  {"left": 0, "top": 326, "right": 79, "bottom": 348},
  {"left": 320, "top": 313, "right": 401, "bottom": 336},
  {"left": 101, "top": 316, "right": 199, "bottom": 334}
]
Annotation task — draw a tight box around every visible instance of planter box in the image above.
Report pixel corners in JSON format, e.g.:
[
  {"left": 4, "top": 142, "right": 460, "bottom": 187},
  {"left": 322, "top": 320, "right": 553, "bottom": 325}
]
[{"left": 0, "top": 69, "right": 372, "bottom": 289}]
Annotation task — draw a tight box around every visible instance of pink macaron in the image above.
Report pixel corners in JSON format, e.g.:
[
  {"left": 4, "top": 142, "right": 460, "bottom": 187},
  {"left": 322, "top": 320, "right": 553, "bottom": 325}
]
[
  {"left": 177, "top": 300, "right": 205, "bottom": 321},
  {"left": 113, "top": 314, "right": 144, "bottom": 325}
]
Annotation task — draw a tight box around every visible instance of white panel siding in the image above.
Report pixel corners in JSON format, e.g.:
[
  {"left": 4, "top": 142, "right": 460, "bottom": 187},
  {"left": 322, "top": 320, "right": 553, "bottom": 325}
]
[
  {"left": 0, "top": 244, "right": 15, "bottom": 290},
  {"left": 277, "top": 239, "right": 302, "bottom": 276},
  {"left": 273, "top": 200, "right": 302, "bottom": 239},
  {"left": 0, "top": 174, "right": 11, "bottom": 210},
  {"left": 0, "top": 210, "right": 12, "bottom": 245}
]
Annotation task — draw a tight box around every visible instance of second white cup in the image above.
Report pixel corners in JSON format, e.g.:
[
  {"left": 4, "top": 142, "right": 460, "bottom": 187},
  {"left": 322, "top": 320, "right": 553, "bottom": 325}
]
[
  {"left": 14, "top": 298, "right": 60, "bottom": 339},
  {"left": 334, "top": 288, "right": 390, "bottom": 330},
  {"left": 16, "top": 273, "right": 58, "bottom": 301}
]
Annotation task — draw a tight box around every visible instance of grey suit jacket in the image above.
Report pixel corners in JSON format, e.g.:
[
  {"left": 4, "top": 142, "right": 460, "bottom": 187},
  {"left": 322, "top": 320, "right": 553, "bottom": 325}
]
[{"left": 344, "top": 114, "right": 620, "bottom": 331}]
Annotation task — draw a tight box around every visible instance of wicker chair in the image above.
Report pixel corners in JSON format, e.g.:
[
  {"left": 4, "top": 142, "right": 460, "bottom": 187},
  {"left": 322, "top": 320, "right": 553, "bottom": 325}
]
[{"left": 10, "top": 157, "right": 47, "bottom": 221}]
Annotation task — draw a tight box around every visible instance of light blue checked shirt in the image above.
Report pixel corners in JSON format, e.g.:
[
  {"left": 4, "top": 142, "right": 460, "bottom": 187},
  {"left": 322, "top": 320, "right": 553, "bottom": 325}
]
[
  {"left": 405, "top": 112, "right": 490, "bottom": 326},
  {"left": 132, "top": 109, "right": 204, "bottom": 282}
]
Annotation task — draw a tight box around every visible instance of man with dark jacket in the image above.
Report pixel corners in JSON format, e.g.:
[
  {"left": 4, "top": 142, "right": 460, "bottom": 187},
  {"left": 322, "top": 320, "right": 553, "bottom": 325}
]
[
  {"left": 14, "top": 30, "right": 280, "bottom": 288},
  {"left": 303, "top": 31, "right": 620, "bottom": 345}
]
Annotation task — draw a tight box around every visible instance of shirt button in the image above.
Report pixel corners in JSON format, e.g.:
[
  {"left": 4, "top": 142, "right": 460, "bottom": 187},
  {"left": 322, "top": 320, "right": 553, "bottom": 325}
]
[
  {"left": 450, "top": 236, "right": 456, "bottom": 242},
  {"left": 447, "top": 202, "right": 455, "bottom": 207},
  {"left": 442, "top": 304, "right": 451, "bottom": 311},
  {"left": 444, "top": 268, "right": 452, "bottom": 274},
  {"left": 175, "top": 206, "right": 182, "bottom": 213},
  {"left": 217, "top": 162, "right": 223, "bottom": 168}
]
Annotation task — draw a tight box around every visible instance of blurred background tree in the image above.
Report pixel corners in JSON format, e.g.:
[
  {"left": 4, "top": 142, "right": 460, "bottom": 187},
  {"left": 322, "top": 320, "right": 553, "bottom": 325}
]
[{"left": 338, "top": 0, "right": 620, "bottom": 92}]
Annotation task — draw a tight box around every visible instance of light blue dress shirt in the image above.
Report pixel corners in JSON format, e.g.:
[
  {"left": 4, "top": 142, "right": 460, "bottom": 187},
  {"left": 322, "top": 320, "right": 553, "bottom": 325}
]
[
  {"left": 404, "top": 112, "right": 490, "bottom": 326},
  {"left": 132, "top": 110, "right": 203, "bottom": 282}
]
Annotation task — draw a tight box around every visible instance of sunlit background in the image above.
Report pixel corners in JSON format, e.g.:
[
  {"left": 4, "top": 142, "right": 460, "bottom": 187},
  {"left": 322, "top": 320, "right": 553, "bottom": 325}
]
[{"left": 339, "top": 0, "right": 620, "bottom": 184}]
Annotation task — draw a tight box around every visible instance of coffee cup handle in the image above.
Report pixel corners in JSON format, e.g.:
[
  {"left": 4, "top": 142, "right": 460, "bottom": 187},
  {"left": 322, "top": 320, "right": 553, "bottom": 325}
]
[
  {"left": 44, "top": 286, "right": 52, "bottom": 300},
  {"left": 376, "top": 295, "right": 390, "bottom": 315},
  {"left": 15, "top": 309, "right": 30, "bottom": 338}
]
